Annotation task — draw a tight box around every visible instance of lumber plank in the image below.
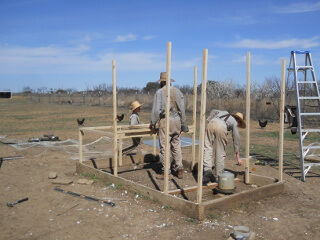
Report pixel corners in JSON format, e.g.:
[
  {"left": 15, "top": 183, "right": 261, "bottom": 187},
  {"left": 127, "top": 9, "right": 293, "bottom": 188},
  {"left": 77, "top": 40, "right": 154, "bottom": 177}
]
[{"left": 168, "top": 178, "right": 241, "bottom": 195}]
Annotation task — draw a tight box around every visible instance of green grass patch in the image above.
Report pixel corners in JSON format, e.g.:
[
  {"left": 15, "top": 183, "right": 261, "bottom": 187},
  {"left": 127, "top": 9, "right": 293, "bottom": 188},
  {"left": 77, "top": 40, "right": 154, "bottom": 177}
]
[
  {"left": 115, "top": 183, "right": 123, "bottom": 190},
  {"left": 91, "top": 174, "right": 99, "bottom": 181},
  {"left": 135, "top": 192, "right": 150, "bottom": 200},
  {"left": 185, "top": 217, "right": 198, "bottom": 224},
  {"left": 207, "top": 213, "right": 220, "bottom": 220},
  {"left": 162, "top": 205, "right": 172, "bottom": 210}
]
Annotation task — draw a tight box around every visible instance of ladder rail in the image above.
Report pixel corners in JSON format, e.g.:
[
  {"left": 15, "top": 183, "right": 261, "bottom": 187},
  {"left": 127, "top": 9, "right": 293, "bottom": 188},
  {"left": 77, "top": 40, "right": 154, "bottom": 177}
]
[{"left": 292, "top": 51, "right": 306, "bottom": 181}]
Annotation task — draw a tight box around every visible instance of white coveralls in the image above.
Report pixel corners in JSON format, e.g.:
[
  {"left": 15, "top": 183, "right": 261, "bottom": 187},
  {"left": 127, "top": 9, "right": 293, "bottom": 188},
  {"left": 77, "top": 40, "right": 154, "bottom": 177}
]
[
  {"left": 203, "top": 110, "right": 241, "bottom": 176},
  {"left": 122, "top": 112, "right": 144, "bottom": 155},
  {"left": 150, "top": 86, "right": 186, "bottom": 172}
]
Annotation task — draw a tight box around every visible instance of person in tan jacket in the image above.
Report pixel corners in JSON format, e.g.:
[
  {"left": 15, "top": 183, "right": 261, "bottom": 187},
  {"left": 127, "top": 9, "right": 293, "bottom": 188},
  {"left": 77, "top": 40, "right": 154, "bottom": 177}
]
[
  {"left": 150, "top": 72, "right": 188, "bottom": 179},
  {"left": 202, "top": 110, "right": 246, "bottom": 185}
]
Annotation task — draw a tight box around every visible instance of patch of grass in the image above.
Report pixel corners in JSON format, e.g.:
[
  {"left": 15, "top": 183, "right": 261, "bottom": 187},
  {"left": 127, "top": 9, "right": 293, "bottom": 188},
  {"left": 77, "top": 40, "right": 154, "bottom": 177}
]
[
  {"left": 135, "top": 192, "right": 150, "bottom": 200},
  {"left": 185, "top": 217, "right": 198, "bottom": 224},
  {"left": 80, "top": 173, "right": 89, "bottom": 177},
  {"left": 163, "top": 205, "right": 172, "bottom": 210},
  {"left": 207, "top": 213, "right": 220, "bottom": 220},
  {"left": 115, "top": 183, "right": 123, "bottom": 190},
  {"left": 105, "top": 181, "right": 112, "bottom": 187},
  {"left": 91, "top": 174, "right": 99, "bottom": 181}
]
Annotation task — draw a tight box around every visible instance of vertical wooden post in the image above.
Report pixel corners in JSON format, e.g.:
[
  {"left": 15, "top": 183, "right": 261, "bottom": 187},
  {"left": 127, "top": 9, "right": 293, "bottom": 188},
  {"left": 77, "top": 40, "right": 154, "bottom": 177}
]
[
  {"left": 164, "top": 42, "right": 172, "bottom": 194},
  {"left": 79, "top": 129, "right": 83, "bottom": 163},
  {"left": 279, "top": 59, "right": 286, "bottom": 182},
  {"left": 245, "top": 52, "right": 251, "bottom": 184},
  {"left": 191, "top": 66, "right": 198, "bottom": 170},
  {"left": 153, "top": 134, "right": 157, "bottom": 157},
  {"left": 196, "top": 49, "right": 208, "bottom": 203},
  {"left": 112, "top": 60, "right": 118, "bottom": 176},
  {"left": 119, "top": 137, "right": 123, "bottom": 166}
]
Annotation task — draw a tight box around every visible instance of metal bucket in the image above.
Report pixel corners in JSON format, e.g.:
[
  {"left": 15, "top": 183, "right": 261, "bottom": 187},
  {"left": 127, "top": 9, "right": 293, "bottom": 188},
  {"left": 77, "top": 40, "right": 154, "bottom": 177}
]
[{"left": 217, "top": 171, "right": 235, "bottom": 193}]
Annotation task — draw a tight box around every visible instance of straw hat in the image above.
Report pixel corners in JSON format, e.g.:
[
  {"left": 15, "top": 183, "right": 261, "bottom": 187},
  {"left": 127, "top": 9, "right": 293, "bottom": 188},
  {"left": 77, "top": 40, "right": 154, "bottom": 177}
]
[
  {"left": 157, "top": 72, "right": 175, "bottom": 82},
  {"left": 131, "top": 101, "right": 143, "bottom": 111},
  {"left": 231, "top": 112, "right": 246, "bottom": 128}
]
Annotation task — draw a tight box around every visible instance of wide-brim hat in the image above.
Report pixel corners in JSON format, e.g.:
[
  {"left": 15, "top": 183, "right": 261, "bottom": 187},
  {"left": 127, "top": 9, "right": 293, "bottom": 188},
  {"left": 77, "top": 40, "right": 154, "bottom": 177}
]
[
  {"left": 157, "top": 72, "right": 175, "bottom": 82},
  {"left": 131, "top": 101, "right": 143, "bottom": 111},
  {"left": 232, "top": 112, "right": 246, "bottom": 129}
]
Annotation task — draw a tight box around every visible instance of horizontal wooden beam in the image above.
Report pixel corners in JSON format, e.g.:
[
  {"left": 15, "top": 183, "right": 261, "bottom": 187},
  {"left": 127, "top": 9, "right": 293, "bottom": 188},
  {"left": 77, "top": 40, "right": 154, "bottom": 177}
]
[
  {"left": 168, "top": 178, "right": 241, "bottom": 195},
  {"left": 79, "top": 124, "right": 195, "bottom": 133}
]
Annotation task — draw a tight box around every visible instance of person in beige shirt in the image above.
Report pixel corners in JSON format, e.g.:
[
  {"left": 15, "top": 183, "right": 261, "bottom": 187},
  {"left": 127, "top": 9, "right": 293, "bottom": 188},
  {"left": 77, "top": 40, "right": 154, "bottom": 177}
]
[
  {"left": 122, "top": 101, "right": 144, "bottom": 155},
  {"left": 150, "top": 72, "right": 188, "bottom": 179},
  {"left": 202, "top": 110, "right": 246, "bottom": 185}
]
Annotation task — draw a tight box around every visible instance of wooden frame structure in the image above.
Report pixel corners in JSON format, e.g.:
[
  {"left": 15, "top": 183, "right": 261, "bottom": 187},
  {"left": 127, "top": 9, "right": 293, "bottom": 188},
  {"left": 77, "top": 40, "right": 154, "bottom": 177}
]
[{"left": 77, "top": 44, "right": 286, "bottom": 219}]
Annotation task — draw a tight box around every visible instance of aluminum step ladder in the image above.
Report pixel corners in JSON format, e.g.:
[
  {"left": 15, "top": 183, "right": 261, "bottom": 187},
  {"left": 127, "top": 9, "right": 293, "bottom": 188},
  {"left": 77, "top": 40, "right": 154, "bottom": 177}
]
[{"left": 287, "top": 50, "right": 320, "bottom": 181}]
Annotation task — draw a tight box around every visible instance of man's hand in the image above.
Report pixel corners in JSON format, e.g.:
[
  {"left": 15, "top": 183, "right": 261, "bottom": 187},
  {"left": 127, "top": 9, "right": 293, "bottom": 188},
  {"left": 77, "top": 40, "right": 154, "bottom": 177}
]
[
  {"left": 181, "top": 125, "right": 189, "bottom": 133},
  {"left": 149, "top": 123, "right": 156, "bottom": 130},
  {"left": 236, "top": 152, "right": 243, "bottom": 165}
]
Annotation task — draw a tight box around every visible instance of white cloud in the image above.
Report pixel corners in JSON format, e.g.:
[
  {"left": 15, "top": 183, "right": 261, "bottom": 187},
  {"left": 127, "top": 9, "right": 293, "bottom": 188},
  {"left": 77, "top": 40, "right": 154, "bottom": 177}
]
[
  {"left": 232, "top": 54, "right": 268, "bottom": 65},
  {"left": 0, "top": 44, "right": 198, "bottom": 74},
  {"left": 225, "top": 37, "right": 320, "bottom": 49},
  {"left": 114, "top": 34, "right": 137, "bottom": 42},
  {"left": 274, "top": 2, "right": 320, "bottom": 14},
  {"left": 142, "top": 35, "right": 156, "bottom": 40},
  {"left": 208, "top": 15, "right": 256, "bottom": 25},
  {"left": 0, "top": 45, "right": 90, "bottom": 57}
]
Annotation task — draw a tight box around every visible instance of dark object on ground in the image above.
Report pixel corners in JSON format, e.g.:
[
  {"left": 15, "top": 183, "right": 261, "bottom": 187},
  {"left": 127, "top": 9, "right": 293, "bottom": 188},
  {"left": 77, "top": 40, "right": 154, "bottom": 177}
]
[
  {"left": 291, "top": 127, "right": 297, "bottom": 135},
  {"left": 28, "top": 135, "right": 59, "bottom": 142},
  {"left": 202, "top": 170, "right": 216, "bottom": 185},
  {"left": 1, "top": 156, "right": 25, "bottom": 169},
  {"left": 258, "top": 120, "right": 268, "bottom": 129},
  {"left": 77, "top": 118, "right": 85, "bottom": 126},
  {"left": 255, "top": 160, "right": 268, "bottom": 166},
  {"left": 181, "top": 125, "right": 189, "bottom": 133},
  {"left": 177, "top": 169, "right": 184, "bottom": 179},
  {"left": 7, "top": 197, "right": 29, "bottom": 207},
  {"left": 285, "top": 105, "right": 298, "bottom": 129},
  {"left": 117, "top": 114, "right": 124, "bottom": 122},
  {"left": 54, "top": 188, "right": 115, "bottom": 207},
  {"left": 0, "top": 156, "right": 24, "bottom": 161}
]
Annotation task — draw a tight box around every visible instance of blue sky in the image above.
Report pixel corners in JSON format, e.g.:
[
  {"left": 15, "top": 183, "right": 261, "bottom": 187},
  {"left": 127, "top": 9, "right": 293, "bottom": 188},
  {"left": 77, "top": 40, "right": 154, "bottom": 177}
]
[{"left": 1, "top": 0, "right": 320, "bottom": 92}]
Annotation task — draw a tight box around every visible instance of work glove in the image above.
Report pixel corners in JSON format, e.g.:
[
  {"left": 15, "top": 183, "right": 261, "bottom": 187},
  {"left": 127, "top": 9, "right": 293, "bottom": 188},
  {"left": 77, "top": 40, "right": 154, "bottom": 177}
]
[{"left": 181, "top": 125, "right": 189, "bottom": 133}]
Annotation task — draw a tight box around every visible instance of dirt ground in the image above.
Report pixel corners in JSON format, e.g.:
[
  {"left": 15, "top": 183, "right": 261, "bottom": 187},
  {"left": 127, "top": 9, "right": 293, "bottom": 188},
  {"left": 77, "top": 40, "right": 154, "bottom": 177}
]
[{"left": 1, "top": 97, "right": 320, "bottom": 240}]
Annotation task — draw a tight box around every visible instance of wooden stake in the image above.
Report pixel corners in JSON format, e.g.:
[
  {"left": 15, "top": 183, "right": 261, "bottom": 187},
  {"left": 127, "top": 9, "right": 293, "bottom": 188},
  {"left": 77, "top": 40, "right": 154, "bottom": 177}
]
[
  {"left": 112, "top": 60, "right": 118, "bottom": 176},
  {"left": 196, "top": 49, "right": 208, "bottom": 203},
  {"left": 245, "top": 52, "right": 251, "bottom": 184},
  {"left": 153, "top": 134, "right": 157, "bottom": 158},
  {"left": 279, "top": 59, "right": 286, "bottom": 182},
  {"left": 164, "top": 42, "right": 172, "bottom": 194},
  {"left": 119, "top": 137, "right": 123, "bottom": 166},
  {"left": 191, "top": 66, "right": 198, "bottom": 170},
  {"left": 79, "top": 129, "right": 83, "bottom": 163}
]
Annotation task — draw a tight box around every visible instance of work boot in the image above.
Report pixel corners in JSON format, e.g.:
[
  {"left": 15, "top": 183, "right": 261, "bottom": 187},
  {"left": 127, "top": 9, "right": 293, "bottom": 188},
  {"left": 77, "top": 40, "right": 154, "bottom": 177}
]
[
  {"left": 177, "top": 169, "right": 184, "bottom": 179},
  {"left": 202, "top": 170, "right": 216, "bottom": 185}
]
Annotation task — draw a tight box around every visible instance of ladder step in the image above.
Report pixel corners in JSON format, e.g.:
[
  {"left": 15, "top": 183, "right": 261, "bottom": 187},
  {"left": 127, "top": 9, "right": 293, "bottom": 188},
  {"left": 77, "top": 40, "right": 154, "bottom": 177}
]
[
  {"left": 302, "top": 129, "right": 320, "bottom": 133},
  {"left": 300, "top": 112, "right": 320, "bottom": 116},
  {"left": 297, "top": 81, "right": 317, "bottom": 84},
  {"left": 304, "top": 163, "right": 320, "bottom": 167},
  {"left": 287, "top": 67, "right": 313, "bottom": 72},
  {"left": 303, "top": 146, "right": 320, "bottom": 150},
  {"left": 295, "top": 66, "right": 313, "bottom": 69},
  {"left": 299, "top": 96, "right": 320, "bottom": 100},
  {"left": 293, "top": 50, "right": 310, "bottom": 54}
]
